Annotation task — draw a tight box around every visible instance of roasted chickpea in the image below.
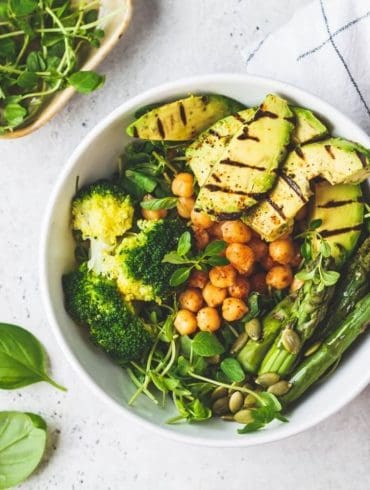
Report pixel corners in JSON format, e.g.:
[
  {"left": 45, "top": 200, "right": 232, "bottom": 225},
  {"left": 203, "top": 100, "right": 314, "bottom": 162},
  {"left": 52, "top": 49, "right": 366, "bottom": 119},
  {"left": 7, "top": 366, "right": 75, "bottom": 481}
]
[
  {"left": 176, "top": 196, "right": 195, "bottom": 219},
  {"left": 221, "top": 220, "right": 252, "bottom": 243},
  {"left": 225, "top": 243, "right": 255, "bottom": 275},
  {"left": 197, "top": 307, "right": 221, "bottom": 332},
  {"left": 179, "top": 288, "right": 204, "bottom": 312},
  {"left": 141, "top": 194, "right": 167, "bottom": 221},
  {"left": 209, "top": 221, "right": 224, "bottom": 239},
  {"left": 188, "top": 270, "right": 208, "bottom": 289},
  {"left": 192, "top": 226, "right": 210, "bottom": 249},
  {"left": 222, "top": 298, "right": 248, "bottom": 322},
  {"left": 171, "top": 172, "right": 194, "bottom": 197},
  {"left": 209, "top": 264, "right": 237, "bottom": 288},
  {"left": 228, "top": 276, "right": 250, "bottom": 299},
  {"left": 248, "top": 237, "right": 269, "bottom": 261},
  {"left": 266, "top": 265, "right": 293, "bottom": 290},
  {"left": 260, "top": 255, "right": 279, "bottom": 271},
  {"left": 202, "top": 282, "right": 227, "bottom": 307},
  {"left": 190, "top": 209, "right": 213, "bottom": 229},
  {"left": 174, "top": 309, "right": 197, "bottom": 335},
  {"left": 250, "top": 272, "right": 268, "bottom": 294},
  {"left": 269, "top": 238, "right": 295, "bottom": 265}
]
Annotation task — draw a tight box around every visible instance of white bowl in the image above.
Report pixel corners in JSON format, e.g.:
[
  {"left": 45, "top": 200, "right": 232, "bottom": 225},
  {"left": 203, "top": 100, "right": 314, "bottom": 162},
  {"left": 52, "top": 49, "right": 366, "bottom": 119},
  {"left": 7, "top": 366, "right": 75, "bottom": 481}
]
[{"left": 40, "top": 74, "right": 370, "bottom": 447}]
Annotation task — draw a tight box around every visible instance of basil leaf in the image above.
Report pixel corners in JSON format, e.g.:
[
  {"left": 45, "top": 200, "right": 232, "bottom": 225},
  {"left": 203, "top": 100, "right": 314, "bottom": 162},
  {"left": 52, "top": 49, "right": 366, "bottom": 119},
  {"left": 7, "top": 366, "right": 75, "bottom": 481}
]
[
  {"left": 192, "top": 332, "right": 224, "bottom": 357},
  {"left": 162, "top": 251, "right": 188, "bottom": 264},
  {"left": 321, "top": 269, "right": 340, "bottom": 286},
  {"left": 300, "top": 239, "right": 312, "bottom": 261},
  {"left": 26, "top": 51, "right": 46, "bottom": 72},
  {"left": 0, "top": 411, "right": 47, "bottom": 489},
  {"left": 3, "top": 103, "right": 27, "bottom": 126},
  {"left": 207, "top": 255, "right": 229, "bottom": 266},
  {"left": 125, "top": 169, "right": 157, "bottom": 193},
  {"left": 68, "top": 70, "right": 105, "bottom": 93},
  {"left": 169, "top": 266, "right": 192, "bottom": 286},
  {"left": 295, "top": 269, "right": 315, "bottom": 281},
  {"left": 17, "top": 71, "right": 38, "bottom": 90},
  {"left": 177, "top": 231, "right": 192, "bottom": 256},
  {"left": 140, "top": 197, "right": 178, "bottom": 210},
  {"left": 204, "top": 240, "right": 227, "bottom": 256},
  {"left": 320, "top": 239, "right": 331, "bottom": 258},
  {"left": 10, "top": 0, "right": 37, "bottom": 16},
  {"left": 220, "top": 357, "right": 245, "bottom": 382},
  {"left": 0, "top": 323, "right": 66, "bottom": 391}
]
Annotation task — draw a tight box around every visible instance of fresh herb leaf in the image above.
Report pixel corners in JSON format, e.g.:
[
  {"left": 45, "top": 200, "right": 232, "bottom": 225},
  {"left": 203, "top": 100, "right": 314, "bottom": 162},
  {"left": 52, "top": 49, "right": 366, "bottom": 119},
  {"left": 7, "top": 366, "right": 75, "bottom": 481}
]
[
  {"left": 204, "top": 240, "right": 227, "bottom": 256},
  {"left": 237, "top": 392, "right": 288, "bottom": 434},
  {"left": 220, "top": 358, "right": 245, "bottom": 382},
  {"left": 10, "top": 0, "right": 37, "bottom": 16},
  {"left": 320, "top": 239, "right": 331, "bottom": 258},
  {"left": 162, "top": 251, "right": 188, "bottom": 264},
  {"left": 169, "top": 266, "right": 192, "bottom": 286},
  {"left": 17, "top": 71, "right": 38, "bottom": 90},
  {"left": 242, "top": 292, "right": 261, "bottom": 322},
  {"left": 0, "top": 411, "right": 47, "bottom": 489},
  {"left": 177, "top": 231, "right": 192, "bottom": 256},
  {"left": 4, "top": 103, "right": 27, "bottom": 126},
  {"left": 321, "top": 269, "right": 340, "bottom": 286},
  {"left": 0, "top": 39, "right": 16, "bottom": 59},
  {"left": 207, "top": 255, "right": 229, "bottom": 266},
  {"left": 68, "top": 71, "right": 105, "bottom": 94},
  {"left": 300, "top": 239, "right": 312, "bottom": 261},
  {"left": 309, "top": 218, "right": 323, "bottom": 230},
  {"left": 26, "top": 51, "right": 47, "bottom": 72},
  {"left": 140, "top": 196, "right": 178, "bottom": 210},
  {"left": 192, "top": 332, "right": 224, "bottom": 357},
  {"left": 125, "top": 170, "right": 157, "bottom": 193},
  {"left": 0, "top": 323, "right": 66, "bottom": 391}
]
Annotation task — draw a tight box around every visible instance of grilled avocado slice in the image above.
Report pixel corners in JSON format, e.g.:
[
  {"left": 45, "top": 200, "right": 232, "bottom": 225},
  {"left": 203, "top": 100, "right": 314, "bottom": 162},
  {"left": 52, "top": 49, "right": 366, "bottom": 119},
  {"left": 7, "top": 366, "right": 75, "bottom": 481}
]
[
  {"left": 187, "top": 105, "right": 327, "bottom": 187},
  {"left": 309, "top": 182, "right": 364, "bottom": 266},
  {"left": 245, "top": 138, "right": 370, "bottom": 241},
  {"left": 194, "top": 94, "right": 295, "bottom": 218},
  {"left": 126, "top": 95, "right": 244, "bottom": 141}
]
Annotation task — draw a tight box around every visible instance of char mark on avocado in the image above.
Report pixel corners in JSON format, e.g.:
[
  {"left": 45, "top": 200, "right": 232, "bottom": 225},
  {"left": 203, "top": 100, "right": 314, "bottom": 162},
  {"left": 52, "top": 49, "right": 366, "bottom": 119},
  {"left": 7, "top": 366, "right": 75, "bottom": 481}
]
[
  {"left": 266, "top": 197, "right": 286, "bottom": 220},
  {"left": 232, "top": 113, "right": 247, "bottom": 123},
  {"left": 220, "top": 158, "right": 266, "bottom": 171},
  {"left": 204, "top": 183, "right": 266, "bottom": 199},
  {"left": 179, "top": 102, "right": 187, "bottom": 126},
  {"left": 236, "top": 126, "right": 260, "bottom": 142},
  {"left": 284, "top": 116, "right": 296, "bottom": 124},
  {"left": 280, "top": 172, "right": 308, "bottom": 203},
  {"left": 355, "top": 150, "right": 368, "bottom": 168},
  {"left": 253, "top": 109, "right": 279, "bottom": 121},
  {"left": 318, "top": 198, "right": 363, "bottom": 208},
  {"left": 208, "top": 128, "right": 222, "bottom": 139},
  {"left": 132, "top": 126, "right": 139, "bottom": 138},
  {"left": 212, "top": 174, "right": 222, "bottom": 183},
  {"left": 156, "top": 117, "right": 165, "bottom": 138},
  {"left": 201, "top": 95, "right": 209, "bottom": 105},
  {"left": 324, "top": 145, "right": 335, "bottom": 159},
  {"left": 295, "top": 146, "right": 305, "bottom": 159},
  {"left": 321, "top": 224, "right": 363, "bottom": 238}
]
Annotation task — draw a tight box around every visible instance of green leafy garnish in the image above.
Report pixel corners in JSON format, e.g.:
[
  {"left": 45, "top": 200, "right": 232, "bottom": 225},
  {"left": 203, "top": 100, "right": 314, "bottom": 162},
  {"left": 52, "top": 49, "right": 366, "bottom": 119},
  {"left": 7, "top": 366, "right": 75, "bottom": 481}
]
[
  {"left": 237, "top": 392, "right": 288, "bottom": 434},
  {"left": 140, "top": 196, "right": 178, "bottom": 211},
  {"left": 192, "top": 332, "right": 224, "bottom": 357},
  {"left": 220, "top": 358, "right": 245, "bottom": 382}
]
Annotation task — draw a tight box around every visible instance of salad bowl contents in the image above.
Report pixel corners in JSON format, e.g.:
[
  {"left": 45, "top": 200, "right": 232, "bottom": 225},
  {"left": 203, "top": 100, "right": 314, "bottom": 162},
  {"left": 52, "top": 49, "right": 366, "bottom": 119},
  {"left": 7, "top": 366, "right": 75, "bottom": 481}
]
[{"left": 60, "top": 89, "right": 370, "bottom": 436}]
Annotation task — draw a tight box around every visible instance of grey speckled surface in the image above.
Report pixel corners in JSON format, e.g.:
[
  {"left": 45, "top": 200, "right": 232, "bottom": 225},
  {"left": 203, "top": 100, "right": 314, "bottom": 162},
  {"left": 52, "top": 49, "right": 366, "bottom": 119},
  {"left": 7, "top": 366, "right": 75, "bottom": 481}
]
[{"left": 1, "top": 1, "right": 369, "bottom": 489}]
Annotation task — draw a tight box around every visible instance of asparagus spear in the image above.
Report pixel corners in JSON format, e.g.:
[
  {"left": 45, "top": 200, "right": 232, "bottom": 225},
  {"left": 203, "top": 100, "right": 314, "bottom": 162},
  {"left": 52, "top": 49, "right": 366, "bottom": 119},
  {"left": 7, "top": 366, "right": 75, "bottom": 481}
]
[
  {"left": 281, "top": 293, "right": 370, "bottom": 404},
  {"left": 237, "top": 296, "right": 293, "bottom": 373}
]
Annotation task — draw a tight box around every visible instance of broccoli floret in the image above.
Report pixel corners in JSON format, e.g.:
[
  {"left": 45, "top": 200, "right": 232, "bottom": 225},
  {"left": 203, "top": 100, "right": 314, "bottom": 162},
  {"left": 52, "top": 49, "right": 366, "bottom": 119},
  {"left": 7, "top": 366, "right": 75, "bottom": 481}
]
[
  {"left": 72, "top": 180, "right": 134, "bottom": 245},
  {"left": 62, "top": 266, "right": 152, "bottom": 362},
  {"left": 114, "top": 219, "right": 186, "bottom": 302}
]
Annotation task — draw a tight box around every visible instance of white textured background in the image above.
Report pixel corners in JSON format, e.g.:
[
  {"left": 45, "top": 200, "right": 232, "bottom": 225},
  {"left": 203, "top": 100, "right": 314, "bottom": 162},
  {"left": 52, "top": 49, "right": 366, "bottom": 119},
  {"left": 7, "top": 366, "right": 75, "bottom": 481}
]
[{"left": 1, "top": 1, "right": 369, "bottom": 489}]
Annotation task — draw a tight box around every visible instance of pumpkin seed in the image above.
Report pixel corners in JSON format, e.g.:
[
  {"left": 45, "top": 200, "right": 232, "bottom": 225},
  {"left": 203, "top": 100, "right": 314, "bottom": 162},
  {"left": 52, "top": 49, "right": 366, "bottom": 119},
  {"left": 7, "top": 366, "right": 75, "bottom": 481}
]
[
  {"left": 304, "top": 341, "right": 322, "bottom": 357},
  {"left": 255, "top": 372, "right": 280, "bottom": 387},
  {"left": 281, "top": 328, "right": 301, "bottom": 354},
  {"left": 234, "top": 409, "right": 254, "bottom": 424},
  {"left": 267, "top": 380, "right": 292, "bottom": 396},
  {"left": 230, "top": 332, "right": 249, "bottom": 354},
  {"left": 229, "top": 391, "right": 244, "bottom": 413},
  {"left": 245, "top": 318, "right": 262, "bottom": 341},
  {"left": 206, "top": 354, "right": 221, "bottom": 365},
  {"left": 243, "top": 393, "right": 257, "bottom": 408},
  {"left": 211, "top": 386, "right": 228, "bottom": 401},
  {"left": 212, "top": 397, "right": 230, "bottom": 415}
]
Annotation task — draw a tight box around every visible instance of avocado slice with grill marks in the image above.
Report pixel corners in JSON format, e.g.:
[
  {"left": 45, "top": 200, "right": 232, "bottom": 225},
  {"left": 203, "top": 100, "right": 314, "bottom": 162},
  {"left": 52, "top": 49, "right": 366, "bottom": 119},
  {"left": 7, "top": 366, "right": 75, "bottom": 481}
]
[
  {"left": 309, "top": 181, "right": 364, "bottom": 266},
  {"left": 245, "top": 137, "right": 370, "bottom": 241},
  {"left": 291, "top": 106, "right": 328, "bottom": 144},
  {"left": 194, "top": 94, "right": 295, "bottom": 218},
  {"left": 126, "top": 94, "right": 244, "bottom": 141}
]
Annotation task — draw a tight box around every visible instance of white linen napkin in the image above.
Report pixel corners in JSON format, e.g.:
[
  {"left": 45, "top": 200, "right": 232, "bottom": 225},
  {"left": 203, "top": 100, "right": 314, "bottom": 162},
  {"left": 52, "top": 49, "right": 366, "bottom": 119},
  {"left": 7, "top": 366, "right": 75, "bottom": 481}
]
[{"left": 244, "top": 0, "right": 370, "bottom": 133}]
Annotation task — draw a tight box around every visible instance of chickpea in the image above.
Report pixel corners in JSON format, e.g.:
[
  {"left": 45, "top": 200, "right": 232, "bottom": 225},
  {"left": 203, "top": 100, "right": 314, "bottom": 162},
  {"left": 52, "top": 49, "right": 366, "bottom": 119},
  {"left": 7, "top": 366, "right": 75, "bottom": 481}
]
[
  {"left": 228, "top": 276, "right": 250, "bottom": 299},
  {"left": 202, "top": 282, "right": 227, "bottom": 307},
  {"left": 221, "top": 220, "right": 252, "bottom": 243},
  {"left": 174, "top": 309, "right": 197, "bottom": 335},
  {"left": 209, "top": 221, "right": 224, "bottom": 239},
  {"left": 225, "top": 243, "right": 255, "bottom": 275},
  {"left": 179, "top": 288, "right": 203, "bottom": 312},
  {"left": 197, "top": 307, "right": 221, "bottom": 332},
  {"left": 190, "top": 209, "right": 213, "bottom": 229},
  {"left": 248, "top": 237, "right": 268, "bottom": 261},
  {"left": 269, "top": 238, "right": 295, "bottom": 265},
  {"left": 209, "top": 264, "right": 237, "bottom": 288},
  {"left": 171, "top": 172, "right": 194, "bottom": 197},
  {"left": 260, "top": 255, "right": 279, "bottom": 271},
  {"left": 192, "top": 226, "right": 210, "bottom": 250},
  {"left": 266, "top": 265, "right": 293, "bottom": 290},
  {"left": 188, "top": 270, "right": 208, "bottom": 289},
  {"left": 250, "top": 272, "right": 268, "bottom": 294},
  {"left": 176, "top": 197, "right": 195, "bottom": 219},
  {"left": 141, "top": 194, "right": 167, "bottom": 221},
  {"left": 222, "top": 298, "right": 248, "bottom": 322}
]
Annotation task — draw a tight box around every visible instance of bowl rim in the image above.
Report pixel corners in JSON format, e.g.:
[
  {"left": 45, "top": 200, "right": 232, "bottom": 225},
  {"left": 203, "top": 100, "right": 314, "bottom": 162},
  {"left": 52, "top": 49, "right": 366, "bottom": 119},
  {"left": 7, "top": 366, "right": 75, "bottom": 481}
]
[{"left": 39, "top": 73, "right": 370, "bottom": 447}]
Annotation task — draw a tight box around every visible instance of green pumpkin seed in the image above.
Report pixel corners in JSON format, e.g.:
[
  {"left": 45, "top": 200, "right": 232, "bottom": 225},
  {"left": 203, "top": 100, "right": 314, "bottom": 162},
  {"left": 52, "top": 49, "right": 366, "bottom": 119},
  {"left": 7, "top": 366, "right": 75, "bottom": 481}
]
[
  {"left": 304, "top": 341, "right": 322, "bottom": 357},
  {"left": 234, "top": 409, "right": 254, "bottom": 424},
  {"left": 230, "top": 332, "right": 249, "bottom": 354},
  {"left": 245, "top": 318, "right": 262, "bottom": 341},
  {"left": 267, "top": 380, "right": 292, "bottom": 396},
  {"left": 255, "top": 372, "right": 280, "bottom": 387},
  {"left": 229, "top": 391, "right": 244, "bottom": 413},
  {"left": 211, "top": 386, "right": 228, "bottom": 401},
  {"left": 212, "top": 397, "right": 230, "bottom": 415},
  {"left": 243, "top": 393, "right": 257, "bottom": 408},
  {"left": 281, "top": 328, "right": 301, "bottom": 354}
]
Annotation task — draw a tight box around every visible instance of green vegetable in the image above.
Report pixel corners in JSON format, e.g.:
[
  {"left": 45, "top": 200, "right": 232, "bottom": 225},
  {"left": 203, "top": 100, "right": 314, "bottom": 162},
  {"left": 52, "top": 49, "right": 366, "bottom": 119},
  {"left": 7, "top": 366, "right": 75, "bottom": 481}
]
[
  {"left": 0, "top": 323, "right": 65, "bottom": 391},
  {"left": 237, "top": 392, "right": 288, "bottom": 433},
  {"left": 0, "top": 1, "right": 106, "bottom": 133},
  {"left": 220, "top": 358, "right": 245, "bottom": 382},
  {"left": 282, "top": 293, "right": 370, "bottom": 404},
  {"left": 140, "top": 196, "right": 178, "bottom": 210},
  {"left": 0, "top": 411, "right": 47, "bottom": 490},
  {"left": 192, "top": 332, "right": 224, "bottom": 357}
]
